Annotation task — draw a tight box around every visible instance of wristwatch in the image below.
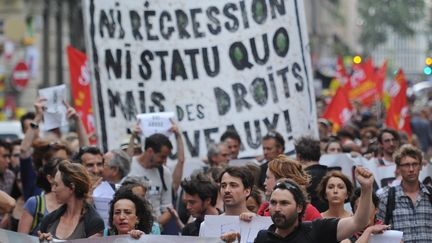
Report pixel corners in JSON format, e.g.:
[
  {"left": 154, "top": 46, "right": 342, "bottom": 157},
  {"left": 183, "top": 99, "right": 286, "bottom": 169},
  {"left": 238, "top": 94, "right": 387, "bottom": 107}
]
[{"left": 30, "top": 122, "right": 39, "bottom": 129}]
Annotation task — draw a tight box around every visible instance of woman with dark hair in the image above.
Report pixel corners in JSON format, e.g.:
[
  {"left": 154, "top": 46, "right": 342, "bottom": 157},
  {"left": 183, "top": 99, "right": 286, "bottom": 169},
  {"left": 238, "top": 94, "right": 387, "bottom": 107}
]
[
  {"left": 18, "top": 157, "right": 62, "bottom": 235},
  {"left": 317, "top": 170, "right": 353, "bottom": 218},
  {"left": 106, "top": 190, "right": 159, "bottom": 238},
  {"left": 38, "top": 161, "right": 104, "bottom": 241}
]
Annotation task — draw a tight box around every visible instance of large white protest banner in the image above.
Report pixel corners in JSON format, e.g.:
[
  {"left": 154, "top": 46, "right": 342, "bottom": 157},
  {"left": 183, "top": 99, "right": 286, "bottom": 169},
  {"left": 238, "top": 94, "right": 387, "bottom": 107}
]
[{"left": 82, "top": 0, "right": 317, "bottom": 159}]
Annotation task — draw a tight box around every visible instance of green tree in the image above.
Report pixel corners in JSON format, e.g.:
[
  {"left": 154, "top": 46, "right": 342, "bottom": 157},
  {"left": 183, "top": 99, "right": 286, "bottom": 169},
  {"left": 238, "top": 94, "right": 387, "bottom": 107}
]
[{"left": 358, "top": 0, "right": 425, "bottom": 53}]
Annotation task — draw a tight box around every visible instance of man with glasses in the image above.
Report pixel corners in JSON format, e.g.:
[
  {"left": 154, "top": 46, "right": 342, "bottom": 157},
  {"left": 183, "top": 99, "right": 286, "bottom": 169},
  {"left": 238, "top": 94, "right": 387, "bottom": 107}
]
[
  {"left": 377, "top": 144, "right": 432, "bottom": 243},
  {"left": 258, "top": 131, "right": 285, "bottom": 190},
  {"left": 253, "top": 167, "right": 375, "bottom": 243}
]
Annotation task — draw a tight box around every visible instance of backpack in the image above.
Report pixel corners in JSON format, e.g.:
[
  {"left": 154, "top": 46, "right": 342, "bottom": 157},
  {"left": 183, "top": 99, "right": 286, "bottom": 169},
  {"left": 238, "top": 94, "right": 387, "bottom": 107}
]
[
  {"left": 384, "top": 185, "right": 432, "bottom": 225},
  {"left": 157, "top": 165, "right": 167, "bottom": 191},
  {"left": 30, "top": 195, "right": 46, "bottom": 234}
]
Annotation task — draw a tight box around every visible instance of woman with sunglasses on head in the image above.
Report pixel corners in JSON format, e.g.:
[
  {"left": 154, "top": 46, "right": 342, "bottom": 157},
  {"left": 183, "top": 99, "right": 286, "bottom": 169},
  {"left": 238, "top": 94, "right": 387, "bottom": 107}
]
[
  {"left": 246, "top": 154, "right": 321, "bottom": 221},
  {"left": 38, "top": 161, "right": 104, "bottom": 241}
]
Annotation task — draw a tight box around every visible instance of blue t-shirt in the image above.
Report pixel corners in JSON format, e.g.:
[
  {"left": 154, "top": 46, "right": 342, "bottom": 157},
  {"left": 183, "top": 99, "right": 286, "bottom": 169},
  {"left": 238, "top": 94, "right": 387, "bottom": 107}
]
[{"left": 23, "top": 195, "right": 49, "bottom": 235}]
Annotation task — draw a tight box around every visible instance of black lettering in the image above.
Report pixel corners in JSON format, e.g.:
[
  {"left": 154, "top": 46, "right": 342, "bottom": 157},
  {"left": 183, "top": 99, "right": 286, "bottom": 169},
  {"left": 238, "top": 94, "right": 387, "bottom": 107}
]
[
  {"left": 263, "top": 113, "right": 279, "bottom": 131},
  {"left": 99, "top": 10, "right": 116, "bottom": 38},
  {"left": 125, "top": 46, "right": 131, "bottom": 79},
  {"left": 160, "top": 11, "right": 174, "bottom": 40},
  {"left": 139, "top": 90, "right": 146, "bottom": 113},
  {"left": 115, "top": 8, "right": 125, "bottom": 38},
  {"left": 105, "top": 49, "right": 122, "bottom": 79},
  {"left": 223, "top": 3, "right": 239, "bottom": 32},
  {"left": 250, "top": 77, "right": 268, "bottom": 106},
  {"left": 190, "top": 8, "right": 204, "bottom": 38},
  {"left": 197, "top": 104, "right": 205, "bottom": 119},
  {"left": 203, "top": 46, "right": 220, "bottom": 77},
  {"left": 229, "top": 42, "right": 253, "bottom": 70},
  {"left": 175, "top": 10, "right": 191, "bottom": 39},
  {"left": 183, "top": 130, "right": 200, "bottom": 157},
  {"left": 129, "top": 11, "right": 143, "bottom": 40},
  {"left": 239, "top": 0, "right": 249, "bottom": 29},
  {"left": 250, "top": 34, "right": 269, "bottom": 65},
  {"left": 144, "top": 11, "right": 158, "bottom": 41},
  {"left": 155, "top": 51, "right": 168, "bottom": 81},
  {"left": 244, "top": 120, "right": 261, "bottom": 149},
  {"left": 269, "top": 0, "right": 286, "bottom": 18},
  {"left": 252, "top": 0, "right": 268, "bottom": 24},
  {"left": 107, "top": 89, "right": 137, "bottom": 120},
  {"left": 273, "top": 27, "right": 289, "bottom": 57},
  {"left": 171, "top": 50, "right": 187, "bottom": 80},
  {"left": 139, "top": 50, "right": 153, "bottom": 80},
  {"left": 277, "top": 67, "right": 290, "bottom": 98},
  {"left": 186, "top": 104, "right": 195, "bottom": 121},
  {"left": 185, "top": 49, "right": 199, "bottom": 79},
  {"left": 206, "top": 6, "right": 221, "bottom": 35},
  {"left": 150, "top": 92, "right": 165, "bottom": 112},
  {"left": 204, "top": 128, "right": 219, "bottom": 149},
  {"left": 283, "top": 109, "right": 292, "bottom": 134},
  {"left": 232, "top": 83, "right": 252, "bottom": 112},
  {"left": 292, "top": 62, "right": 304, "bottom": 92},
  {"left": 176, "top": 105, "right": 184, "bottom": 121},
  {"left": 268, "top": 67, "right": 278, "bottom": 102},
  {"left": 214, "top": 87, "right": 231, "bottom": 115}
]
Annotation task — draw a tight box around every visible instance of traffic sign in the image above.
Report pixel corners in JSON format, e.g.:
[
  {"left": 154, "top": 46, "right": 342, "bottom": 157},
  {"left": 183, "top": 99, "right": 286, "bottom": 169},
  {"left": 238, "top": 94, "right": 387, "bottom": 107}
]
[{"left": 12, "top": 61, "right": 29, "bottom": 91}]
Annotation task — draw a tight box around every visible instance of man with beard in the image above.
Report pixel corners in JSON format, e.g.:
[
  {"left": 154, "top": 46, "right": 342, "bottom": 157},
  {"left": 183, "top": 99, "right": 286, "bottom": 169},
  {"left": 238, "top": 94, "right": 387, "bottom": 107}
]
[
  {"left": 253, "top": 167, "right": 374, "bottom": 243},
  {"left": 180, "top": 173, "right": 220, "bottom": 236}
]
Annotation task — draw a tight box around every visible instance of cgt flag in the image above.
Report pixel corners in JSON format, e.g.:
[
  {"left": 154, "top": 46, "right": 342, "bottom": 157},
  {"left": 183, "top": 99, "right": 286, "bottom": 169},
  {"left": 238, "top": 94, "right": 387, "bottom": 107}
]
[
  {"left": 385, "top": 69, "right": 411, "bottom": 135},
  {"left": 343, "top": 58, "right": 377, "bottom": 107},
  {"left": 322, "top": 88, "right": 353, "bottom": 133},
  {"left": 66, "top": 45, "right": 95, "bottom": 137}
]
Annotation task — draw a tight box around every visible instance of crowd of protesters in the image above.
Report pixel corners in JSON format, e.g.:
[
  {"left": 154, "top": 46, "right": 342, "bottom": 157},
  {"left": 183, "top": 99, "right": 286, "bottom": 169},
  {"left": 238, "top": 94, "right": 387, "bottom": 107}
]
[{"left": 0, "top": 92, "right": 429, "bottom": 243}]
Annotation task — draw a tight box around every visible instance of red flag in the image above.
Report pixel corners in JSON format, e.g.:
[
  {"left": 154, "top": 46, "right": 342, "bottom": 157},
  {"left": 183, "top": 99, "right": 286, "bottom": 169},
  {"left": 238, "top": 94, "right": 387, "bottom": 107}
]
[
  {"left": 66, "top": 46, "right": 95, "bottom": 137},
  {"left": 335, "top": 56, "right": 349, "bottom": 85},
  {"left": 385, "top": 69, "right": 411, "bottom": 135},
  {"left": 322, "top": 88, "right": 353, "bottom": 133},
  {"left": 375, "top": 60, "right": 387, "bottom": 99},
  {"left": 343, "top": 58, "right": 378, "bottom": 107}
]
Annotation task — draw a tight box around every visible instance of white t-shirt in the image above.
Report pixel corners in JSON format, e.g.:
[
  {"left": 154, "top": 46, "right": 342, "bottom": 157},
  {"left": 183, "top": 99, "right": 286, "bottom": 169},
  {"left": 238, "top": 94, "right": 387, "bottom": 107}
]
[{"left": 128, "top": 157, "right": 173, "bottom": 219}]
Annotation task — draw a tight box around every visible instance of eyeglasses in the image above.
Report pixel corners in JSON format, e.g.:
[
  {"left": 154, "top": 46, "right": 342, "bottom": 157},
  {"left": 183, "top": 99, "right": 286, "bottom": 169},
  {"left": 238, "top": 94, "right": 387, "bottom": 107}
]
[{"left": 399, "top": 162, "right": 420, "bottom": 169}]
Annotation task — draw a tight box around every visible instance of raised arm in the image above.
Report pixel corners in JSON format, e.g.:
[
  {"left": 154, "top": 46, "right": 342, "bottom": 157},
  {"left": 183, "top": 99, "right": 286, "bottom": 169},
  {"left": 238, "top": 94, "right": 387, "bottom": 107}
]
[
  {"left": 336, "top": 167, "right": 374, "bottom": 241},
  {"left": 171, "top": 120, "right": 185, "bottom": 192},
  {"left": 126, "top": 122, "right": 141, "bottom": 157},
  {"left": 65, "top": 101, "right": 89, "bottom": 147},
  {"left": 21, "top": 98, "right": 45, "bottom": 157}
]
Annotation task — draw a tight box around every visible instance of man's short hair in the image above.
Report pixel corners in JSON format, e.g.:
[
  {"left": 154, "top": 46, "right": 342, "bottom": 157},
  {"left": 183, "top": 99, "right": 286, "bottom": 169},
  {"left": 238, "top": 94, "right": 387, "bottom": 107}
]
[
  {"left": 0, "top": 140, "right": 11, "bottom": 151},
  {"left": 294, "top": 136, "right": 321, "bottom": 162},
  {"left": 377, "top": 128, "right": 400, "bottom": 144},
  {"left": 144, "top": 133, "right": 173, "bottom": 153},
  {"left": 219, "top": 166, "right": 254, "bottom": 191},
  {"left": 393, "top": 144, "right": 423, "bottom": 166},
  {"left": 76, "top": 146, "right": 103, "bottom": 163},
  {"left": 262, "top": 131, "right": 285, "bottom": 151},
  {"left": 220, "top": 130, "right": 241, "bottom": 144},
  {"left": 272, "top": 178, "right": 307, "bottom": 222},
  {"left": 181, "top": 173, "right": 218, "bottom": 206},
  {"left": 107, "top": 149, "right": 131, "bottom": 178}
]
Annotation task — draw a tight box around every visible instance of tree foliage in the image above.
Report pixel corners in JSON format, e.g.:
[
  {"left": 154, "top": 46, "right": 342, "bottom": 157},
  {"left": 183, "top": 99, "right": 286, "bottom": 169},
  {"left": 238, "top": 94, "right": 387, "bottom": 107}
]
[{"left": 358, "top": 0, "right": 425, "bottom": 53}]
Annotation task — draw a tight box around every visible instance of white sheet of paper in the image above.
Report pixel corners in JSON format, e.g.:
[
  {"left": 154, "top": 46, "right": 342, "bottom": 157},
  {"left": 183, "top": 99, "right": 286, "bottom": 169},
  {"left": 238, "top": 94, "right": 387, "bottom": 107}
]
[
  {"left": 369, "top": 230, "right": 403, "bottom": 243},
  {"left": 93, "top": 181, "right": 115, "bottom": 227},
  {"left": 229, "top": 159, "right": 260, "bottom": 167},
  {"left": 199, "top": 215, "right": 272, "bottom": 243},
  {"left": 319, "top": 154, "right": 356, "bottom": 183},
  {"left": 137, "top": 112, "right": 175, "bottom": 137},
  {"left": 38, "top": 84, "right": 68, "bottom": 131}
]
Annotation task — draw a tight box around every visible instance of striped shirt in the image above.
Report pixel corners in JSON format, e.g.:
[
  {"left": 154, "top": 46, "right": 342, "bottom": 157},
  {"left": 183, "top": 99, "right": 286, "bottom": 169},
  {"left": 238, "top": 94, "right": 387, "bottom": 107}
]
[{"left": 377, "top": 183, "right": 432, "bottom": 243}]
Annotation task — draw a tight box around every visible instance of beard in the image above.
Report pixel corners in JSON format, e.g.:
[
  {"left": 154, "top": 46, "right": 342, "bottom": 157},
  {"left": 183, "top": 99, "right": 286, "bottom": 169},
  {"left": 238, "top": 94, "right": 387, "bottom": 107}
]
[{"left": 271, "top": 211, "right": 298, "bottom": 229}]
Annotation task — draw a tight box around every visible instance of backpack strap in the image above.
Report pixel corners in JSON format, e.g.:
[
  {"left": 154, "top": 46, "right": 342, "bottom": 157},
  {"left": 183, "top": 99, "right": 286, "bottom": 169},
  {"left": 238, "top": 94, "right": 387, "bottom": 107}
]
[
  {"left": 157, "top": 165, "right": 167, "bottom": 191},
  {"left": 31, "top": 195, "right": 44, "bottom": 231},
  {"left": 425, "top": 185, "right": 432, "bottom": 204},
  {"left": 378, "top": 158, "right": 385, "bottom": 166},
  {"left": 384, "top": 186, "right": 395, "bottom": 225}
]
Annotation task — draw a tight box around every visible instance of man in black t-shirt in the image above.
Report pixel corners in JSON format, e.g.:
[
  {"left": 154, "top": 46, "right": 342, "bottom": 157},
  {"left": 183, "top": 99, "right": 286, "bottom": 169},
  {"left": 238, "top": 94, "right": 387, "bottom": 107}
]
[
  {"left": 253, "top": 167, "right": 374, "bottom": 243},
  {"left": 180, "top": 173, "right": 220, "bottom": 236}
]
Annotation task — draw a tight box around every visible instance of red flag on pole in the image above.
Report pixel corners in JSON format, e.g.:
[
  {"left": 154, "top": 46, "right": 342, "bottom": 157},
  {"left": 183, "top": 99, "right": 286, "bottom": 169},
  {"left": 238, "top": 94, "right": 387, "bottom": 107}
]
[
  {"left": 343, "top": 58, "right": 378, "bottom": 107},
  {"left": 66, "top": 46, "right": 95, "bottom": 137},
  {"left": 385, "top": 69, "right": 411, "bottom": 135},
  {"left": 322, "top": 88, "right": 353, "bottom": 133},
  {"left": 375, "top": 60, "right": 387, "bottom": 99}
]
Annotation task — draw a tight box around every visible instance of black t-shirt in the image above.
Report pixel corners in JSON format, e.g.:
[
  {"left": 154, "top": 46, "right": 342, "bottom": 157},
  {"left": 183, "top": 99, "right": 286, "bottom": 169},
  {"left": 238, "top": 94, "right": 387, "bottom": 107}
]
[
  {"left": 254, "top": 218, "right": 340, "bottom": 243},
  {"left": 181, "top": 217, "right": 203, "bottom": 236}
]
